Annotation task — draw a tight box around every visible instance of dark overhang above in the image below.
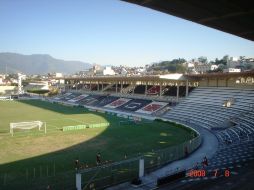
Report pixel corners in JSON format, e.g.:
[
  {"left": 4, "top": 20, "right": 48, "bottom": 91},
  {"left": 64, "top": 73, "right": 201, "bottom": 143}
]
[{"left": 122, "top": 0, "right": 254, "bottom": 41}]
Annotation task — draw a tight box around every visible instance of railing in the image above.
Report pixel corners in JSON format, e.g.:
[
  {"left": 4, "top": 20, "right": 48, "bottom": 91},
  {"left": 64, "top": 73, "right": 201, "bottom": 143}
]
[{"left": 77, "top": 133, "right": 201, "bottom": 190}]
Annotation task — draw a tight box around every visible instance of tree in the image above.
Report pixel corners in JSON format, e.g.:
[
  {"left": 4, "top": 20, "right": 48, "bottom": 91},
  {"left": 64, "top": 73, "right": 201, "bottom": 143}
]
[
  {"left": 221, "top": 55, "right": 229, "bottom": 65},
  {"left": 198, "top": 56, "right": 208, "bottom": 64},
  {"left": 148, "top": 58, "right": 187, "bottom": 73}
]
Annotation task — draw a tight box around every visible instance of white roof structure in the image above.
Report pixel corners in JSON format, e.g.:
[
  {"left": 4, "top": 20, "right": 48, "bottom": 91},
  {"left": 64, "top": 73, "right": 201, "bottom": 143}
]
[{"left": 159, "top": 73, "right": 186, "bottom": 81}]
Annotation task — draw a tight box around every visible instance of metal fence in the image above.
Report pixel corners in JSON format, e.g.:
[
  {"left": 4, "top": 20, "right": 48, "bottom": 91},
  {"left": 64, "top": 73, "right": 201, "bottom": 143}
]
[
  {"left": 78, "top": 135, "right": 202, "bottom": 190},
  {"left": 0, "top": 164, "right": 75, "bottom": 190}
]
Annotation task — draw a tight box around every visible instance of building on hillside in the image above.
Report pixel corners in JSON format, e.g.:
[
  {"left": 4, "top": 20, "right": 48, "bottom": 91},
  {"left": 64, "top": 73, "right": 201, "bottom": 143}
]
[
  {"left": 0, "top": 75, "right": 5, "bottom": 85},
  {"left": 120, "top": 68, "right": 128, "bottom": 75},
  {"left": 223, "top": 68, "right": 241, "bottom": 73},
  {"left": 211, "top": 65, "right": 219, "bottom": 70},
  {"left": 103, "top": 66, "right": 115, "bottom": 76},
  {"left": 55, "top": 73, "right": 63, "bottom": 78},
  {"left": 90, "top": 64, "right": 103, "bottom": 76},
  {"left": 194, "top": 64, "right": 210, "bottom": 74}
]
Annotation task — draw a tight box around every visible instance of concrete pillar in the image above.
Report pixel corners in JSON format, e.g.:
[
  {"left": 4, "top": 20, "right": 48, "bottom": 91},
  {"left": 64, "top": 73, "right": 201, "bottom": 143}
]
[
  {"left": 121, "top": 82, "right": 123, "bottom": 94},
  {"left": 159, "top": 83, "right": 162, "bottom": 97},
  {"left": 90, "top": 81, "right": 92, "bottom": 91},
  {"left": 115, "top": 83, "right": 118, "bottom": 93},
  {"left": 102, "top": 83, "right": 104, "bottom": 91},
  {"left": 76, "top": 173, "right": 81, "bottom": 190},
  {"left": 185, "top": 80, "right": 189, "bottom": 97},
  {"left": 139, "top": 158, "right": 144, "bottom": 178},
  {"left": 145, "top": 83, "right": 147, "bottom": 96},
  {"left": 97, "top": 82, "right": 99, "bottom": 91},
  {"left": 176, "top": 83, "right": 179, "bottom": 102}
]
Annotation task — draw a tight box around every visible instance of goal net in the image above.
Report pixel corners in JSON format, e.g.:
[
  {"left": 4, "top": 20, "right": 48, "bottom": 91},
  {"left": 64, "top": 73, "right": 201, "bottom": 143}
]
[{"left": 10, "top": 121, "right": 46, "bottom": 136}]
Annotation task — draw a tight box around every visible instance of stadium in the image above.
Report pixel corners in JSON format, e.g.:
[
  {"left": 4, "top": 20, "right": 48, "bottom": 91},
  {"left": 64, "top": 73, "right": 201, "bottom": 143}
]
[
  {"left": 0, "top": 1, "right": 254, "bottom": 190},
  {"left": 1, "top": 71, "right": 254, "bottom": 190}
]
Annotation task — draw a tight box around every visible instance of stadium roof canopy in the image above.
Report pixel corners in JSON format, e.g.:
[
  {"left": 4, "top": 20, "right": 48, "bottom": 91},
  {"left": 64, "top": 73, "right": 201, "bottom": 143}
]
[
  {"left": 122, "top": 0, "right": 254, "bottom": 41},
  {"left": 159, "top": 73, "right": 186, "bottom": 80}
]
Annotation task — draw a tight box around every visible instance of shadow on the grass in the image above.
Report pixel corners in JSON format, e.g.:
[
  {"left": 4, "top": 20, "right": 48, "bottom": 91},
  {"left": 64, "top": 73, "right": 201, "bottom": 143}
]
[
  {"left": 18, "top": 99, "right": 87, "bottom": 115},
  {"left": 0, "top": 100, "right": 195, "bottom": 190}
]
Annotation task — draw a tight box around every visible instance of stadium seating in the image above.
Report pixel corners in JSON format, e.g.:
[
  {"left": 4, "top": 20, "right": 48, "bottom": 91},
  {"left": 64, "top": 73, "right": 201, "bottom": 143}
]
[
  {"left": 117, "top": 99, "right": 152, "bottom": 112},
  {"left": 133, "top": 85, "right": 146, "bottom": 94},
  {"left": 68, "top": 94, "right": 88, "bottom": 103},
  {"left": 60, "top": 93, "right": 81, "bottom": 101},
  {"left": 53, "top": 92, "right": 81, "bottom": 102},
  {"left": 163, "top": 86, "right": 195, "bottom": 97},
  {"left": 104, "top": 98, "right": 131, "bottom": 108},
  {"left": 147, "top": 85, "right": 160, "bottom": 95},
  {"left": 136, "top": 101, "right": 168, "bottom": 114},
  {"left": 76, "top": 95, "right": 100, "bottom": 105},
  {"left": 164, "top": 87, "right": 254, "bottom": 130},
  {"left": 53, "top": 92, "right": 72, "bottom": 101},
  {"left": 177, "top": 138, "right": 254, "bottom": 188},
  {"left": 90, "top": 84, "right": 98, "bottom": 91},
  {"left": 90, "top": 95, "right": 119, "bottom": 107}
]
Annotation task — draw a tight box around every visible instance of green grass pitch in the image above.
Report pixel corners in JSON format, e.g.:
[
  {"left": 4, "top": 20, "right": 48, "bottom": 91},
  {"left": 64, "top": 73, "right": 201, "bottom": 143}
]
[{"left": 0, "top": 99, "right": 193, "bottom": 189}]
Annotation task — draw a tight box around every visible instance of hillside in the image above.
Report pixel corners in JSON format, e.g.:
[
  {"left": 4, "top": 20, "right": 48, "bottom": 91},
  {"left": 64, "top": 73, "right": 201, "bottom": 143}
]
[{"left": 0, "top": 52, "right": 91, "bottom": 74}]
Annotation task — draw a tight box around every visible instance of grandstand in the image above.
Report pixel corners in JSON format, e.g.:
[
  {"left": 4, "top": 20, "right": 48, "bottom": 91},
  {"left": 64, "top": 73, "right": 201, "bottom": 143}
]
[
  {"left": 49, "top": 72, "right": 254, "bottom": 190},
  {"left": 1, "top": 72, "right": 254, "bottom": 190}
]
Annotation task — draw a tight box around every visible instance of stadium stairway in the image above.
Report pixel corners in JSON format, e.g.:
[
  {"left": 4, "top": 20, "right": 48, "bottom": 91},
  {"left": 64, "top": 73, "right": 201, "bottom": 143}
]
[{"left": 122, "top": 84, "right": 136, "bottom": 94}]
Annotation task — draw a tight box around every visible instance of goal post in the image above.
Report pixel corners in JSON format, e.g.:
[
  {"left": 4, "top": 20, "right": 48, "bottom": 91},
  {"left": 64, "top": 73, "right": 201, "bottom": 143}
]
[{"left": 10, "top": 121, "right": 46, "bottom": 136}]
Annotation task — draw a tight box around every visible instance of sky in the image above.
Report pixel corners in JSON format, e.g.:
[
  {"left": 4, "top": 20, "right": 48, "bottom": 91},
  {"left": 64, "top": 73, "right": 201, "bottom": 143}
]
[{"left": 0, "top": 0, "right": 254, "bottom": 67}]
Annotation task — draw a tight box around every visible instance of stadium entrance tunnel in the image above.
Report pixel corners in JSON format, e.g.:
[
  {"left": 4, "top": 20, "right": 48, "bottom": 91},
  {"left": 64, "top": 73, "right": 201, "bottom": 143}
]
[{"left": 0, "top": 99, "right": 200, "bottom": 190}]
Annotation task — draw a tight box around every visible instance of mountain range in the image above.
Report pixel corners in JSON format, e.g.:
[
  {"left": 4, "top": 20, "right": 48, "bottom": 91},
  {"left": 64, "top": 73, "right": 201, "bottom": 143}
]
[{"left": 0, "top": 52, "right": 92, "bottom": 75}]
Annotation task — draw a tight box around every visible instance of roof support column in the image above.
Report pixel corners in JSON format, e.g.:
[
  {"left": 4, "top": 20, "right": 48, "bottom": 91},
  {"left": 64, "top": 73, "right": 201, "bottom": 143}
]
[
  {"left": 90, "top": 81, "right": 92, "bottom": 91},
  {"left": 120, "top": 81, "right": 123, "bottom": 94},
  {"left": 101, "top": 82, "right": 104, "bottom": 92},
  {"left": 176, "top": 83, "right": 179, "bottom": 102},
  {"left": 145, "top": 82, "right": 147, "bottom": 96},
  {"left": 116, "top": 83, "right": 118, "bottom": 93},
  {"left": 97, "top": 82, "right": 99, "bottom": 91},
  {"left": 159, "top": 82, "right": 162, "bottom": 97}
]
